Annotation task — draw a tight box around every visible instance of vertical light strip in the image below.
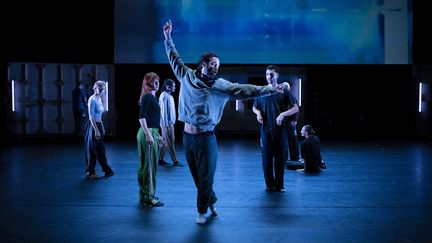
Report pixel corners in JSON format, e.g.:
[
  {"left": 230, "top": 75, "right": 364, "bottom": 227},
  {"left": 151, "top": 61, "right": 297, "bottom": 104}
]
[
  {"left": 298, "top": 78, "right": 302, "bottom": 107},
  {"left": 106, "top": 81, "right": 109, "bottom": 111},
  {"left": 12, "top": 80, "right": 15, "bottom": 112},
  {"left": 418, "top": 82, "right": 422, "bottom": 112},
  {"left": 235, "top": 100, "right": 239, "bottom": 111}
]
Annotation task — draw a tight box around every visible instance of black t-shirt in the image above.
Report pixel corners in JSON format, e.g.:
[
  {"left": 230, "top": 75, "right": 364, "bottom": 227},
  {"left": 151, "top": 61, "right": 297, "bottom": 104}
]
[
  {"left": 139, "top": 93, "right": 160, "bottom": 128},
  {"left": 253, "top": 89, "right": 297, "bottom": 129},
  {"left": 300, "top": 135, "right": 322, "bottom": 172},
  {"left": 72, "top": 88, "right": 86, "bottom": 110}
]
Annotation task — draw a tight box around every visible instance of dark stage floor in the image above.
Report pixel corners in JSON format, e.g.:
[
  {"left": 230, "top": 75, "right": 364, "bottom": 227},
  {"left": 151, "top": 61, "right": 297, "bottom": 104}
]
[{"left": 0, "top": 138, "right": 431, "bottom": 242}]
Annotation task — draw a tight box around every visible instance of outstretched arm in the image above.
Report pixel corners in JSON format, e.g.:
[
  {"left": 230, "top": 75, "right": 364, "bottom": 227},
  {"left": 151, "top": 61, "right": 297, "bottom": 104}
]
[{"left": 214, "top": 79, "right": 282, "bottom": 100}]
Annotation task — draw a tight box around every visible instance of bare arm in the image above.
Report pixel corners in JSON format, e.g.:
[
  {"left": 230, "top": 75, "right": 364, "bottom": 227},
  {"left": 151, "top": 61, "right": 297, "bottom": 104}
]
[
  {"left": 276, "top": 103, "right": 299, "bottom": 126},
  {"left": 252, "top": 106, "right": 263, "bottom": 124},
  {"left": 89, "top": 118, "right": 101, "bottom": 139},
  {"left": 88, "top": 97, "right": 101, "bottom": 139},
  {"left": 139, "top": 118, "right": 154, "bottom": 146}
]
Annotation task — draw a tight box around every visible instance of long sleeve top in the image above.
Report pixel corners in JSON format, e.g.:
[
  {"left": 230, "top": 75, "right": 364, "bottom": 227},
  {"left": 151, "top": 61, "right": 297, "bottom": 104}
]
[
  {"left": 139, "top": 93, "right": 161, "bottom": 129},
  {"left": 159, "top": 91, "right": 176, "bottom": 127},
  {"left": 165, "top": 38, "right": 278, "bottom": 131}
]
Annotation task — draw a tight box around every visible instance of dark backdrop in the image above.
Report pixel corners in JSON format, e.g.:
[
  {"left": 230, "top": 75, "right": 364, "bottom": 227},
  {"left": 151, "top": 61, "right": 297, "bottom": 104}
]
[{"left": 113, "top": 64, "right": 412, "bottom": 140}]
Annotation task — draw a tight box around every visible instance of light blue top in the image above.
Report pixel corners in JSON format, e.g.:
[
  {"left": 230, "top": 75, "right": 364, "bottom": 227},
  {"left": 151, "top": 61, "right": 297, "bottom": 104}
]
[
  {"left": 165, "top": 38, "right": 278, "bottom": 131},
  {"left": 88, "top": 96, "right": 104, "bottom": 122}
]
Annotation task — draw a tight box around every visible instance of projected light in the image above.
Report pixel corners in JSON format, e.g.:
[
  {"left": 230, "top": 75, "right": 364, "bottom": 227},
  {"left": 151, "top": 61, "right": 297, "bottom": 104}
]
[
  {"left": 299, "top": 78, "right": 302, "bottom": 107},
  {"left": 11, "top": 80, "right": 15, "bottom": 112},
  {"left": 418, "top": 82, "right": 422, "bottom": 112},
  {"left": 116, "top": 0, "right": 409, "bottom": 64},
  {"left": 106, "top": 81, "right": 109, "bottom": 111},
  {"left": 236, "top": 100, "right": 239, "bottom": 111}
]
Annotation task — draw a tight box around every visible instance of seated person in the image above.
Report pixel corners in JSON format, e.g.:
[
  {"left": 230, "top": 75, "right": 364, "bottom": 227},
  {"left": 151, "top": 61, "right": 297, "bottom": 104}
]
[{"left": 298, "top": 125, "right": 326, "bottom": 172}]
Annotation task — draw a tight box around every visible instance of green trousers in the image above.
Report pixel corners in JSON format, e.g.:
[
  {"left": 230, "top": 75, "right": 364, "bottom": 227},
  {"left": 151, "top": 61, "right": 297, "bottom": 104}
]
[{"left": 137, "top": 128, "right": 159, "bottom": 202}]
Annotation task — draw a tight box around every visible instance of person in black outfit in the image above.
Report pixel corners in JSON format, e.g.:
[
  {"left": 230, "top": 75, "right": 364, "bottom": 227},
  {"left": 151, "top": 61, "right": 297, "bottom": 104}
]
[
  {"left": 281, "top": 82, "right": 300, "bottom": 162},
  {"left": 299, "top": 125, "right": 326, "bottom": 172},
  {"left": 72, "top": 81, "right": 87, "bottom": 133},
  {"left": 253, "top": 65, "right": 299, "bottom": 192}
]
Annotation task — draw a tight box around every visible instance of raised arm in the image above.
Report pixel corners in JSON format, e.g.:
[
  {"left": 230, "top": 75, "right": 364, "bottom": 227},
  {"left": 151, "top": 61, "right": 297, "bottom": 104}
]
[
  {"left": 163, "top": 20, "right": 190, "bottom": 82},
  {"left": 163, "top": 20, "right": 172, "bottom": 40}
]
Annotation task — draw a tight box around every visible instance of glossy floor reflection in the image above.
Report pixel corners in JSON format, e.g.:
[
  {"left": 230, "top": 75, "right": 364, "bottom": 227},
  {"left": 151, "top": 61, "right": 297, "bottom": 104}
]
[{"left": 0, "top": 139, "right": 431, "bottom": 242}]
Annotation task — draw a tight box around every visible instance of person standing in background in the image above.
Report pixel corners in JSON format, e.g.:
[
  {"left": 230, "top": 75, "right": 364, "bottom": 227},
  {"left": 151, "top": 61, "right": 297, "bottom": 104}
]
[
  {"left": 84, "top": 80, "right": 115, "bottom": 179},
  {"left": 72, "top": 81, "right": 87, "bottom": 134},
  {"left": 253, "top": 66, "right": 299, "bottom": 193},
  {"left": 159, "top": 79, "right": 183, "bottom": 167},
  {"left": 137, "top": 72, "right": 165, "bottom": 207},
  {"left": 281, "top": 82, "right": 301, "bottom": 163}
]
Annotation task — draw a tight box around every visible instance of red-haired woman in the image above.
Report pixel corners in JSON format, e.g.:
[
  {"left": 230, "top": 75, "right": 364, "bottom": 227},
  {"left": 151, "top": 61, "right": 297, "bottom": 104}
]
[{"left": 137, "top": 72, "right": 165, "bottom": 207}]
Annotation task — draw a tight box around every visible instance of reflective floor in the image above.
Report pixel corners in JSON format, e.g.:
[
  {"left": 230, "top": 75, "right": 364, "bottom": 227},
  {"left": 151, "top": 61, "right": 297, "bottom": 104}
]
[{"left": 0, "top": 138, "right": 431, "bottom": 242}]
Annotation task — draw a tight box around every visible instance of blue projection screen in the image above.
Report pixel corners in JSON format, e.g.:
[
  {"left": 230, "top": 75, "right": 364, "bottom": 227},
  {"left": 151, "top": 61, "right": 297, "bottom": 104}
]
[{"left": 115, "top": 0, "right": 411, "bottom": 64}]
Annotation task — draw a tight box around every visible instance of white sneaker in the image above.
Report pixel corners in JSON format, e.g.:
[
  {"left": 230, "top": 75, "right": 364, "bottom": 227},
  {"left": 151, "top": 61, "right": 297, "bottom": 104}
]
[
  {"left": 196, "top": 214, "right": 206, "bottom": 224},
  {"left": 209, "top": 205, "right": 217, "bottom": 216}
]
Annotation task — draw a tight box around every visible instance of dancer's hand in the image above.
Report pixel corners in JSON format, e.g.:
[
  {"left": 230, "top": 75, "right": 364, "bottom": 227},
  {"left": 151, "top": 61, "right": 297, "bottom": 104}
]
[
  {"left": 145, "top": 133, "right": 154, "bottom": 146},
  {"left": 163, "top": 20, "right": 172, "bottom": 40},
  {"left": 276, "top": 114, "right": 285, "bottom": 125},
  {"left": 275, "top": 84, "right": 284, "bottom": 93},
  {"left": 95, "top": 130, "right": 101, "bottom": 140},
  {"left": 256, "top": 112, "right": 263, "bottom": 124},
  {"left": 157, "top": 136, "right": 165, "bottom": 147}
]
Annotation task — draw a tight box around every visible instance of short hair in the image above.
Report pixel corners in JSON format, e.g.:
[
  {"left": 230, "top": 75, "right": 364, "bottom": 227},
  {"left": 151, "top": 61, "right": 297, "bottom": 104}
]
[
  {"left": 162, "top": 79, "right": 175, "bottom": 91},
  {"left": 197, "top": 51, "right": 219, "bottom": 70},
  {"left": 93, "top": 80, "right": 106, "bottom": 90},
  {"left": 266, "top": 65, "right": 280, "bottom": 74},
  {"left": 303, "top": 125, "right": 315, "bottom": 135}
]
